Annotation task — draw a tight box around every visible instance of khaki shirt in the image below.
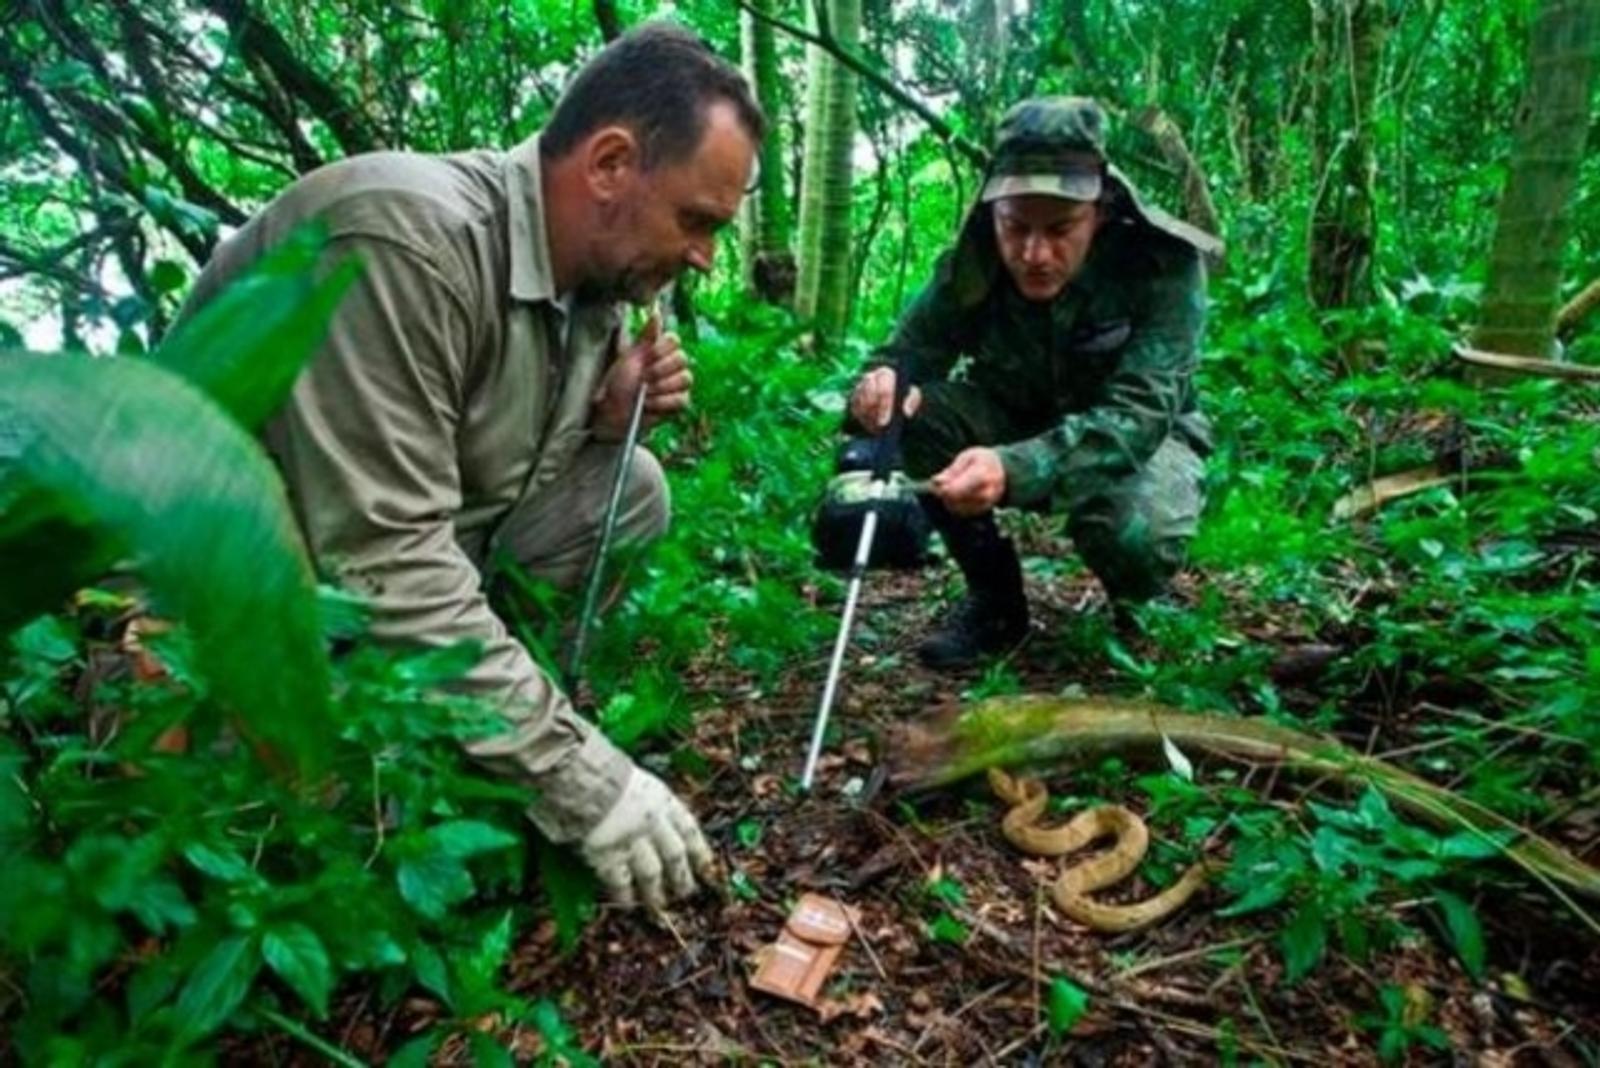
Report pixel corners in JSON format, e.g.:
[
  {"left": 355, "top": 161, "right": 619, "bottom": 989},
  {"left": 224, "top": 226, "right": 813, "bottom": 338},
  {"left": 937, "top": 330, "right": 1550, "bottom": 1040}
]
[{"left": 179, "top": 135, "right": 632, "bottom": 840}]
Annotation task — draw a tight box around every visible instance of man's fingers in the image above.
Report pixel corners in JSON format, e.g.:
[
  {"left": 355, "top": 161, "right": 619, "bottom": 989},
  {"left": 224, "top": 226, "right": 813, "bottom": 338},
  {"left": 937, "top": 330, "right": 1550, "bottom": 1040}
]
[
  {"left": 652, "top": 824, "right": 696, "bottom": 901},
  {"left": 643, "top": 390, "right": 690, "bottom": 414},
  {"left": 596, "top": 852, "right": 635, "bottom": 908},
  {"left": 630, "top": 837, "right": 667, "bottom": 913},
  {"left": 688, "top": 837, "right": 718, "bottom": 886},
  {"left": 904, "top": 386, "right": 923, "bottom": 419},
  {"left": 649, "top": 367, "right": 693, "bottom": 394}
]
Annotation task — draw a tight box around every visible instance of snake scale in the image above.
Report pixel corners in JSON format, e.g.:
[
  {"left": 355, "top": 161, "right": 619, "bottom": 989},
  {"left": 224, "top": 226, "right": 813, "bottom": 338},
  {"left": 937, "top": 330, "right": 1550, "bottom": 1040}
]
[{"left": 988, "top": 767, "right": 1213, "bottom": 933}]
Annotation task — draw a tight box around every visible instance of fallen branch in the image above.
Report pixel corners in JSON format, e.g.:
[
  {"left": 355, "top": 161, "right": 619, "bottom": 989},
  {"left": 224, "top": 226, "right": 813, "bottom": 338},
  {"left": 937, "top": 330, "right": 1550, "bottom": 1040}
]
[
  {"left": 1558, "top": 277, "right": 1600, "bottom": 338},
  {"left": 1330, "top": 462, "right": 1453, "bottom": 521},
  {"left": 1453, "top": 344, "right": 1600, "bottom": 382},
  {"left": 887, "top": 695, "right": 1600, "bottom": 919}
]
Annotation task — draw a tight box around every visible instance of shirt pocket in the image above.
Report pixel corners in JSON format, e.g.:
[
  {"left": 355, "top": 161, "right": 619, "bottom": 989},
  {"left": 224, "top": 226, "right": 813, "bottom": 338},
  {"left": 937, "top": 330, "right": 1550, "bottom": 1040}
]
[{"left": 1056, "top": 317, "right": 1131, "bottom": 409}]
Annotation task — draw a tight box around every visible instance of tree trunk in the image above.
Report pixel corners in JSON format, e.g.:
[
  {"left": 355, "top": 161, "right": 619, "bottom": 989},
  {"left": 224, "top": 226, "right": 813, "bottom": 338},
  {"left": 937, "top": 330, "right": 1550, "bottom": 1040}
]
[
  {"left": 593, "top": 0, "right": 623, "bottom": 42},
  {"left": 1473, "top": 0, "right": 1600, "bottom": 359},
  {"left": 795, "top": 0, "right": 861, "bottom": 349},
  {"left": 1307, "top": 0, "right": 1385, "bottom": 369},
  {"left": 739, "top": 0, "right": 796, "bottom": 305}
]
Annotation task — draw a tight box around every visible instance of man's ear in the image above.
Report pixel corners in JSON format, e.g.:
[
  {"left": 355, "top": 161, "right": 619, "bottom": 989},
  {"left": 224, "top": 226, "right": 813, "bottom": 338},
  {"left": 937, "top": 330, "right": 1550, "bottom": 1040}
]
[{"left": 583, "top": 125, "right": 641, "bottom": 203}]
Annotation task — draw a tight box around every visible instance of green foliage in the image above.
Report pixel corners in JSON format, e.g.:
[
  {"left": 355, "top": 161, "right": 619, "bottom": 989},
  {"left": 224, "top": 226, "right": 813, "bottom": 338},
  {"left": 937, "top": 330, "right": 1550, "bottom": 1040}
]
[
  {"left": 2, "top": 0, "right": 1599, "bottom": 1056},
  {"left": 1357, "top": 984, "right": 1453, "bottom": 1064},
  {"left": 152, "top": 225, "right": 361, "bottom": 430},
  {"left": 1045, "top": 975, "right": 1090, "bottom": 1039},
  {"left": 0, "top": 605, "right": 541, "bottom": 1061},
  {"left": 0, "top": 353, "right": 334, "bottom": 777},
  {"left": 1212, "top": 787, "right": 1506, "bottom": 983}
]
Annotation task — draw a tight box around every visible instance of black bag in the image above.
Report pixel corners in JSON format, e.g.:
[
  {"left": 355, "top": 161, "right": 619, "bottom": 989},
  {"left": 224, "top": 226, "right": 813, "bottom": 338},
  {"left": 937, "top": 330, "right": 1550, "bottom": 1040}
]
[{"left": 810, "top": 437, "right": 932, "bottom": 572}]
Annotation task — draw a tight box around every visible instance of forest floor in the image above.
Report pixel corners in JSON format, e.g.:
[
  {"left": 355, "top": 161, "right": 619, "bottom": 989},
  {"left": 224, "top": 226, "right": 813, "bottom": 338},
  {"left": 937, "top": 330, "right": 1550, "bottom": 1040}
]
[{"left": 325, "top": 531, "right": 1600, "bottom": 1066}]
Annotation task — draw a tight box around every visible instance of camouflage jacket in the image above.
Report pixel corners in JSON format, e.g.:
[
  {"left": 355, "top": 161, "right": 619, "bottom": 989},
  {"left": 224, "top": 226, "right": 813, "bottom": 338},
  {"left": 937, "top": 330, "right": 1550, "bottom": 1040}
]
[{"left": 869, "top": 210, "right": 1211, "bottom": 510}]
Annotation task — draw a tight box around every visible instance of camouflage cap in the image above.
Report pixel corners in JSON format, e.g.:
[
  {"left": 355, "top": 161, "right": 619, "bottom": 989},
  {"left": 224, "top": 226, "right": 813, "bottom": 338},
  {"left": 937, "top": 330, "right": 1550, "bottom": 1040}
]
[{"left": 981, "top": 96, "right": 1109, "bottom": 204}]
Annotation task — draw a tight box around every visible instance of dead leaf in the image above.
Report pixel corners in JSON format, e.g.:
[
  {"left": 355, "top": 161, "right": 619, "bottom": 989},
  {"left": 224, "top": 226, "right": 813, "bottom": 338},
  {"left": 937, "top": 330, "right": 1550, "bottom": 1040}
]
[{"left": 817, "top": 990, "right": 886, "bottom": 1023}]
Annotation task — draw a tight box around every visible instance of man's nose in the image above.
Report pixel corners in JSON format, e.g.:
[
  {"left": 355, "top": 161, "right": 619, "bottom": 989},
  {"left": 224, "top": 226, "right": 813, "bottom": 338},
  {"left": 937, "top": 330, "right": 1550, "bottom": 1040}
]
[
  {"left": 1022, "top": 235, "right": 1049, "bottom": 265},
  {"left": 685, "top": 238, "right": 715, "bottom": 274}
]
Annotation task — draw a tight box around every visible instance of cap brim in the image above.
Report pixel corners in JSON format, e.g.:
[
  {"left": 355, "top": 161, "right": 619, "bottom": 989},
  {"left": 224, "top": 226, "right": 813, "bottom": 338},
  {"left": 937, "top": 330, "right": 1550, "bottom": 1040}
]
[{"left": 981, "top": 172, "right": 1102, "bottom": 203}]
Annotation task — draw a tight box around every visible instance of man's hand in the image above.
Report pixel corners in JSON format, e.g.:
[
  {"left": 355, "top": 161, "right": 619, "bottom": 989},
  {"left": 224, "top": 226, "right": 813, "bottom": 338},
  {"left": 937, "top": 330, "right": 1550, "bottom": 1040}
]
[
  {"left": 593, "top": 312, "right": 693, "bottom": 441},
  {"left": 848, "top": 367, "right": 923, "bottom": 434},
  {"left": 578, "top": 766, "right": 718, "bottom": 911},
  {"left": 930, "top": 447, "right": 1007, "bottom": 516}
]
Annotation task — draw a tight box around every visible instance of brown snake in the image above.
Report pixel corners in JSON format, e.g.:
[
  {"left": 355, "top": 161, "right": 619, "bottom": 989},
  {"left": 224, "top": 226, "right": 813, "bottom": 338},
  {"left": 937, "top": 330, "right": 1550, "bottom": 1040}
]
[{"left": 988, "top": 767, "right": 1214, "bottom": 933}]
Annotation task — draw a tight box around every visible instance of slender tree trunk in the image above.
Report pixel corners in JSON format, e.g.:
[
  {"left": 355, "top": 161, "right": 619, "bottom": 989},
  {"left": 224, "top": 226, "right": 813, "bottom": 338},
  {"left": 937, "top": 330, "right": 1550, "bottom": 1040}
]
[
  {"left": 739, "top": 0, "right": 796, "bottom": 305},
  {"left": 1473, "top": 0, "right": 1600, "bottom": 359},
  {"left": 795, "top": 0, "right": 860, "bottom": 348},
  {"left": 1307, "top": 0, "right": 1385, "bottom": 369},
  {"left": 593, "top": 0, "right": 623, "bottom": 42}
]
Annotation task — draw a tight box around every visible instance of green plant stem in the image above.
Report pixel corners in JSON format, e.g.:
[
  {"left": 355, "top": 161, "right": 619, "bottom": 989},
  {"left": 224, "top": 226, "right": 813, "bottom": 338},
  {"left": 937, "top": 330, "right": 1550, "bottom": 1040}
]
[{"left": 257, "top": 1007, "right": 366, "bottom": 1068}]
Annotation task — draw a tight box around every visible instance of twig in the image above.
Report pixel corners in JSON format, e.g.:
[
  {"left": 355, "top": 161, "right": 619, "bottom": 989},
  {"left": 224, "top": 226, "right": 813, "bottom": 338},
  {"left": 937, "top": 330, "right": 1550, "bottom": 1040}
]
[
  {"left": 1237, "top": 975, "right": 1286, "bottom": 1054},
  {"left": 844, "top": 907, "right": 888, "bottom": 982},
  {"left": 729, "top": 0, "right": 987, "bottom": 169},
  {"left": 655, "top": 909, "right": 693, "bottom": 955},
  {"left": 1032, "top": 876, "right": 1043, "bottom": 1029},
  {"left": 1112, "top": 934, "right": 1266, "bottom": 981},
  {"left": 990, "top": 1021, "right": 1046, "bottom": 1062}
]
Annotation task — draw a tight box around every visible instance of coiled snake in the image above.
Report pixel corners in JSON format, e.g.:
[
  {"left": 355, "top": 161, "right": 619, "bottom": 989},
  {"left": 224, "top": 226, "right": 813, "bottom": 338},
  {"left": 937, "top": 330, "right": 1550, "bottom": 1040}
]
[{"left": 988, "top": 767, "right": 1213, "bottom": 933}]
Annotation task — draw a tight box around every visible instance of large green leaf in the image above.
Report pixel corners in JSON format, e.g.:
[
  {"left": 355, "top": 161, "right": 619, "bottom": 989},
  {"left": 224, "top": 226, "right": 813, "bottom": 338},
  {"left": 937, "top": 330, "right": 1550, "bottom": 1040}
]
[
  {"left": 152, "top": 224, "right": 360, "bottom": 430},
  {"left": 262, "top": 922, "right": 333, "bottom": 1018},
  {"left": 173, "top": 934, "right": 260, "bottom": 1046},
  {"left": 0, "top": 353, "right": 333, "bottom": 775}
]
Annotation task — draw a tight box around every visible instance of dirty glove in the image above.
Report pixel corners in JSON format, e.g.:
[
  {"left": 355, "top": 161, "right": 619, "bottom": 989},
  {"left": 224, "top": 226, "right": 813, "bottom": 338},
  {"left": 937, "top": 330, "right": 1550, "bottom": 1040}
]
[{"left": 578, "top": 766, "right": 717, "bottom": 910}]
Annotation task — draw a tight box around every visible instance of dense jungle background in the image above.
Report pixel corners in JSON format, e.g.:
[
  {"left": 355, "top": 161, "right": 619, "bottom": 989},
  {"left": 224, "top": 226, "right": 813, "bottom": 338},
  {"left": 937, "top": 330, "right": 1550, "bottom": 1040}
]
[{"left": 3, "top": 0, "right": 1600, "bottom": 1063}]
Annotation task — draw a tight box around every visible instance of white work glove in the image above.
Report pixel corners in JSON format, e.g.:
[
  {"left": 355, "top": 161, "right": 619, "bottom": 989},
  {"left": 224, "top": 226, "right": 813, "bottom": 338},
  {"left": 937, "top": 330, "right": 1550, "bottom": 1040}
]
[{"left": 578, "top": 766, "right": 717, "bottom": 910}]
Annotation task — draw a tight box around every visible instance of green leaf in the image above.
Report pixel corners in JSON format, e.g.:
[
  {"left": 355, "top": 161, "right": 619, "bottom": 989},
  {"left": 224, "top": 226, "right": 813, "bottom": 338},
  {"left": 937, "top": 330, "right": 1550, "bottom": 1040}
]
[
  {"left": 450, "top": 911, "right": 514, "bottom": 1016},
  {"left": 0, "top": 353, "right": 334, "bottom": 777},
  {"left": 129, "top": 876, "right": 197, "bottom": 934},
  {"left": 152, "top": 224, "right": 358, "bottom": 430},
  {"left": 410, "top": 942, "right": 452, "bottom": 1008},
  {"left": 527, "top": 1000, "right": 599, "bottom": 1068},
  {"left": 262, "top": 922, "right": 334, "bottom": 1018},
  {"left": 1434, "top": 891, "right": 1485, "bottom": 980},
  {"left": 149, "top": 259, "right": 188, "bottom": 294},
  {"left": 184, "top": 843, "right": 255, "bottom": 884},
  {"left": 537, "top": 843, "right": 598, "bottom": 953},
  {"left": 388, "top": 1031, "right": 439, "bottom": 1068},
  {"left": 427, "top": 820, "right": 520, "bottom": 860},
  {"left": 173, "top": 934, "right": 260, "bottom": 1045},
  {"left": 1046, "top": 975, "right": 1090, "bottom": 1038},
  {"left": 925, "top": 912, "right": 969, "bottom": 945},
  {"left": 1280, "top": 903, "right": 1328, "bottom": 984},
  {"left": 468, "top": 1032, "right": 514, "bottom": 1068},
  {"left": 397, "top": 852, "right": 473, "bottom": 921}
]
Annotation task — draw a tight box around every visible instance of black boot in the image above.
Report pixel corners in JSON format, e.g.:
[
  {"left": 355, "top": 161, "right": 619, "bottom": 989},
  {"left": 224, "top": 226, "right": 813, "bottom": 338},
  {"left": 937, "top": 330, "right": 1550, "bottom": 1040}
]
[{"left": 917, "top": 501, "right": 1029, "bottom": 669}]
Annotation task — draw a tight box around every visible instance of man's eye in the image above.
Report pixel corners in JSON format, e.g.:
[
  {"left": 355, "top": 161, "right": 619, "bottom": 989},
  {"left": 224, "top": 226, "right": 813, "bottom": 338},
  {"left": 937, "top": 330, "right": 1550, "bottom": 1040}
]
[{"left": 682, "top": 211, "right": 720, "bottom": 236}]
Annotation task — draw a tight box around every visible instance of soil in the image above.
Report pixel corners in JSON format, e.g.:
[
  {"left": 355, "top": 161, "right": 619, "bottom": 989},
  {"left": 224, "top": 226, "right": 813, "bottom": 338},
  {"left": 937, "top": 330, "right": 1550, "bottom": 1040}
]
[{"left": 299, "top": 549, "right": 1600, "bottom": 1065}]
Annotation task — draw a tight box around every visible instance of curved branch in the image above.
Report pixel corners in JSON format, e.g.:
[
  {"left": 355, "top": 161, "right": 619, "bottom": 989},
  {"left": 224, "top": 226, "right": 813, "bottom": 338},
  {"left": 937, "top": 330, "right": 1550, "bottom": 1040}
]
[
  {"left": 1558, "top": 278, "right": 1600, "bottom": 338},
  {"left": 202, "top": 0, "right": 381, "bottom": 155},
  {"left": 1454, "top": 343, "right": 1600, "bottom": 382}
]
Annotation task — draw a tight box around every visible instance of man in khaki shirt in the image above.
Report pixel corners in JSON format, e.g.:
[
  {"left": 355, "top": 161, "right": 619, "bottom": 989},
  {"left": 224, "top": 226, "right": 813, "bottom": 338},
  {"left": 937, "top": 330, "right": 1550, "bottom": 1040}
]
[{"left": 179, "top": 25, "right": 762, "bottom": 911}]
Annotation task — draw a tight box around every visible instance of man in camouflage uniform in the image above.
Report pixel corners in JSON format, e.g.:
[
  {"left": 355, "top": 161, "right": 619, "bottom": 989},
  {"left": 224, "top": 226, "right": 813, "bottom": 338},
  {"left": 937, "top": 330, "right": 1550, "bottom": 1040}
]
[{"left": 849, "top": 97, "right": 1218, "bottom": 668}]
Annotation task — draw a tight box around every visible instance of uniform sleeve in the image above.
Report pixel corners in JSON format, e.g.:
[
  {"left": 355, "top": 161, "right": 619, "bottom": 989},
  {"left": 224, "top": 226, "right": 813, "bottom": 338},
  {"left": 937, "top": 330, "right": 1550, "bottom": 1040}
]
[
  {"left": 995, "top": 251, "right": 1206, "bottom": 508},
  {"left": 265, "top": 235, "right": 630, "bottom": 841},
  {"left": 866, "top": 262, "right": 970, "bottom": 384}
]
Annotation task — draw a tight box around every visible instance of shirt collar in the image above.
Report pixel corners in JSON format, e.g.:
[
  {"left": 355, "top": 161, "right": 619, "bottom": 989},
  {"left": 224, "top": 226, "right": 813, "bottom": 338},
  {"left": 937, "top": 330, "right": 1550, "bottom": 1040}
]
[{"left": 504, "top": 133, "right": 557, "bottom": 305}]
